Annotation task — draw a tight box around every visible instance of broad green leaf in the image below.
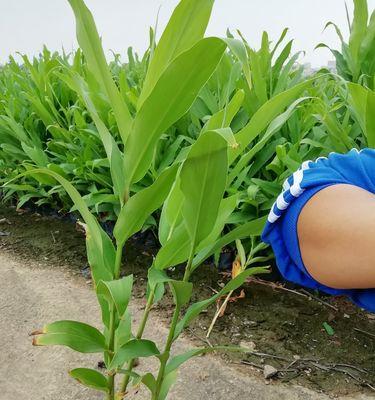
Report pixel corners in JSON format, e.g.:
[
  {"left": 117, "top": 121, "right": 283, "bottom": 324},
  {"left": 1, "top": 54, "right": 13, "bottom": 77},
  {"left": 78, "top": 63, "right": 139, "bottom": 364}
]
[
  {"left": 156, "top": 185, "right": 237, "bottom": 272},
  {"left": 180, "top": 130, "right": 228, "bottom": 251},
  {"left": 148, "top": 267, "right": 172, "bottom": 291},
  {"left": 203, "top": 90, "right": 245, "bottom": 132},
  {"left": 165, "top": 345, "right": 247, "bottom": 375},
  {"left": 146, "top": 266, "right": 171, "bottom": 304},
  {"left": 366, "top": 89, "right": 375, "bottom": 146},
  {"left": 249, "top": 48, "right": 268, "bottom": 105},
  {"left": 32, "top": 320, "right": 105, "bottom": 353},
  {"left": 228, "top": 97, "right": 310, "bottom": 185},
  {"left": 224, "top": 38, "right": 252, "bottom": 88},
  {"left": 97, "top": 276, "right": 133, "bottom": 318},
  {"left": 155, "top": 223, "right": 191, "bottom": 270},
  {"left": 359, "top": 9, "right": 375, "bottom": 61},
  {"left": 70, "top": 368, "right": 109, "bottom": 393},
  {"left": 348, "top": 82, "right": 368, "bottom": 130},
  {"left": 115, "top": 309, "right": 133, "bottom": 350},
  {"left": 230, "top": 79, "right": 314, "bottom": 164},
  {"left": 174, "top": 267, "right": 268, "bottom": 339},
  {"left": 349, "top": 0, "right": 368, "bottom": 79},
  {"left": 348, "top": 83, "right": 375, "bottom": 146},
  {"left": 169, "top": 280, "right": 193, "bottom": 307},
  {"left": 110, "top": 339, "right": 160, "bottom": 370},
  {"left": 158, "top": 370, "right": 178, "bottom": 400},
  {"left": 139, "top": 0, "right": 215, "bottom": 106},
  {"left": 158, "top": 177, "right": 184, "bottom": 246},
  {"left": 67, "top": 0, "right": 132, "bottom": 142},
  {"left": 197, "top": 194, "right": 238, "bottom": 250},
  {"left": 142, "top": 373, "right": 157, "bottom": 394},
  {"left": 124, "top": 38, "right": 227, "bottom": 186},
  {"left": 114, "top": 164, "right": 178, "bottom": 245}
]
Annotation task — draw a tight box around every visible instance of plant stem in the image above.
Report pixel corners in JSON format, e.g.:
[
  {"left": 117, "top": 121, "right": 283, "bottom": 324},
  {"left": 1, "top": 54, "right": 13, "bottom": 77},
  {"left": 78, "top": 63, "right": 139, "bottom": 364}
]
[
  {"left": 114, "top": 241, "right": 125, "bottom": 279},
  {"left": 152, "top": 254, "right": 194, "bottom": 400},
  {"left": 152, "top": 304, "right": 181, "bottom": 400},
  {"left": 107, "top": 304, "right": 116, "bottom": 400},
  {"left": 120, "top": 289, "right": 155, "bottom": 393},
  {"left": 107, "top": 244, "right": 124, "bottom": 398}
]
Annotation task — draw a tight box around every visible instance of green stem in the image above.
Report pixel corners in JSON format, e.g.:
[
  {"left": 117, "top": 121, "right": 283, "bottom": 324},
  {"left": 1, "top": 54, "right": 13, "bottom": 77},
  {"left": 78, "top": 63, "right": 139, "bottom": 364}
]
[
  {"left": 114, "top": 241, "right": 125, "bottom": 279},
  {"left": 152, "top": 304, "right": 181, "bottom": 400},
  {"left": 106, "top": 245, "right": 124, "bottom": 398},
  {"left": 107, "top": 305, "right": 116, "bottom": 400},
  {"left": 120, "top": 289, "right": 155, "bottom": 394},
  {"left": 153, "top": 254, "right": 194, "bottom": 400}
]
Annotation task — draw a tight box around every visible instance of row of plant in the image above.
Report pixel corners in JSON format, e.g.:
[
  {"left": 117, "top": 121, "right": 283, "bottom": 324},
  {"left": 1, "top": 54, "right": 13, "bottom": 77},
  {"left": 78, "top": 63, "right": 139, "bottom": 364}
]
[{"left": 1, "top": 0, "right": 374, "bottom": 398}]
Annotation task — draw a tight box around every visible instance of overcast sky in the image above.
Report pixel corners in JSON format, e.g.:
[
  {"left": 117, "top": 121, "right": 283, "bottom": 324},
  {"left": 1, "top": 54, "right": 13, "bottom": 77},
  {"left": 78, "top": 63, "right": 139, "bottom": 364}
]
[{"left": 1, "top": 0, "right": 374, "bottom": 66}]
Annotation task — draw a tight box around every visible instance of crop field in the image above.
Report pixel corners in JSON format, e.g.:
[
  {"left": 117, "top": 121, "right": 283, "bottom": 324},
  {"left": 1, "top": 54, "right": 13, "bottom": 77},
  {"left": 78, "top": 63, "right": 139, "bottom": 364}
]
[{"left": 0, "top": 0, "right": 374, "bottom": 399}]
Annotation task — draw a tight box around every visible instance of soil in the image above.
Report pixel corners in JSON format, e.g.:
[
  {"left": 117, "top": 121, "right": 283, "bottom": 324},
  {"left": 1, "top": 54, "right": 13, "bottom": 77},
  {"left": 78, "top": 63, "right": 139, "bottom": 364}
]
[{"left": 0, "top": 204, "right": 374, "bottom": 398}]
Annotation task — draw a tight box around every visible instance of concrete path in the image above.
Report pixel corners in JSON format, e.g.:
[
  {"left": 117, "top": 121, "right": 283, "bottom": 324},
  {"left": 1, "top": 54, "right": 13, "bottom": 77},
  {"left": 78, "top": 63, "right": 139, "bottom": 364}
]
[{"left": 0, "top": 252, "right": 371, "bottom": 400}]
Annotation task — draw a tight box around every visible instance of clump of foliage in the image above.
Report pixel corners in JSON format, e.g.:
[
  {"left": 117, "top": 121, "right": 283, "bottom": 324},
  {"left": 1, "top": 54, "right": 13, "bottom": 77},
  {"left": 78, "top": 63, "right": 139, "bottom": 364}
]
[
  {"left": 16, "top": 0, "right": 269, "bottom": 398},
  {"left": 317, "top": 0, "right": 375, "bottom": 89}
]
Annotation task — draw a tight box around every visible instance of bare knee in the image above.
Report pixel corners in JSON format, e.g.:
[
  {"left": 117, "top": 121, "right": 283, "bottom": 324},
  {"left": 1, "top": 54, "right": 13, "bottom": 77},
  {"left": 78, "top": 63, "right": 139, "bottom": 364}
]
[{"left": 297, "top": 184, "right": 375, "bottom": 289}]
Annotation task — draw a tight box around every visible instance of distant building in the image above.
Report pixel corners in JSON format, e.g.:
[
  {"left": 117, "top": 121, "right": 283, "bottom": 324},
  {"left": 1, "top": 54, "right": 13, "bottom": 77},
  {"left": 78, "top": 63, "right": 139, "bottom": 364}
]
[{"left": 300, "top": 60, "right": 336, "bottom": 76}]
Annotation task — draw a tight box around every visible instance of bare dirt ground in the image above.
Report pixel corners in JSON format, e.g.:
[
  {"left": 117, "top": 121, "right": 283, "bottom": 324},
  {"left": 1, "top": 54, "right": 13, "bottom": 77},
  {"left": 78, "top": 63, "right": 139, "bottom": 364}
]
[
  {"left": 1, "top": 205, "right": 375, "bottom": 399},
  {"left": 0, "top": 251, "right": 373, "bottom": 400}
]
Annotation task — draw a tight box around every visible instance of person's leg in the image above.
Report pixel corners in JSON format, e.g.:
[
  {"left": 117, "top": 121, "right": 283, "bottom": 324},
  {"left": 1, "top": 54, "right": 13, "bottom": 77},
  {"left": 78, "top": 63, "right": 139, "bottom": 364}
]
[{"left": 297, "top": 184, "right": 375, "bottom": 289}]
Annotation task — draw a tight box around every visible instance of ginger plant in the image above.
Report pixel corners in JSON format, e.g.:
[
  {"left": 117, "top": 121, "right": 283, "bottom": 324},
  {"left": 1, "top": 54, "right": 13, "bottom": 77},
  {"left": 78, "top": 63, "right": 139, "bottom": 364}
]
[{"left": 7, "top": 0, "right": 268, "bottom": 398}]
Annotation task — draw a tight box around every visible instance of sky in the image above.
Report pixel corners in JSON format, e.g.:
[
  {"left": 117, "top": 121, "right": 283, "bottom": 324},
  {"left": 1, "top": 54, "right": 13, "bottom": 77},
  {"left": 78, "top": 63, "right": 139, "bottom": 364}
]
[{"left": 1, "top": 0, "right": 374, "bottom": 66}]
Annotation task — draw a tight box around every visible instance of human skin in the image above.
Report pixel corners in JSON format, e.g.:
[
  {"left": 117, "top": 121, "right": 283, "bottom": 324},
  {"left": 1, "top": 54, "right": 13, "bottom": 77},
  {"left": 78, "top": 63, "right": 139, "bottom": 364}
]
[{"left": 297, "top": 184, "right": 375, "bottom": 289}]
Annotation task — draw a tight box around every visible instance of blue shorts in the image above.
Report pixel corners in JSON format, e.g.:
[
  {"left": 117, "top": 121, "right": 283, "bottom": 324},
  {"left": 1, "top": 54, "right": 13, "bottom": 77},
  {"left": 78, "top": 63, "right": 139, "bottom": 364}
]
[{"left": 262, "top": 148, "right": 375, "bottom": 312}]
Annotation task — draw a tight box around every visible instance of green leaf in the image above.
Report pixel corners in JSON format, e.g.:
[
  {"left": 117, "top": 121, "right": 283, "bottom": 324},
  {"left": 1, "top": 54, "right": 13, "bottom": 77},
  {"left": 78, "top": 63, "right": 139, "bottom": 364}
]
[
  {"left": 67, "top": 0, "right": 132, "bottom": 142},
  {"left": 156, "top": 205, "right": 265, "bottom": 272},
  {"left": 115, "top": 309, "right": 133, "bottom": 350},
  {"left": 203, "top": 89, "right": 245, "bottom": 132},
  {"left": 174, "top": 267, "right": 268, "bottom": 339},
  {"left": 180, "top": 130, "right": 228, "bottom": 251},
  {"left": 139, "top": 0, "right": 215, "bottom": 106},
  {"left": 110, "top": 339, "right": 160, "bottom": 370},
  {"left": 148, "top": 267, "right": 172, "bottom": 291},
  {"left": 165, "top": 345, "right": 247, "bottom": 375},
  {"left": 323, "top": 322, "right": 335, "bottom": 336},
  {"left": 197, "top": 194, "right": 238, "bottom": 250},
  {"left": 155, "top": 223, "right": 191, "bottom": 270},
  {"left": 142, "top": 373, "right": 157, "bottom": 394},
  {"left": 114, "top": 164, "right": 178, "bottom": 245},
  {"left": 70, "top": 368, "right": 109, "bottom": 393},
  {"left": 169, "top": 280, "right": 193, "bottom": 307},
  {"left": 348, "top": 82, "right": 368, "bottom": 131},
  {"left": 366, "top": 89, "right": 375, "bottom": 146},
  {"left": 158, "top": 177, "right": 184, "bottom": 246},
  {"left": 192, "top": 215, "right": 267, "bottom": 269},
  {"left": 57, "top": 71, "right": 126, "bottom": 202},
  {"left": 349, "top": 0, "right": 368, "bottom": 78},
  {"left": 32, "top": 320, "right": 105, "bottom": 353},
  {"left": 97, "top": 276, "right": 133, "bottom": 318},
  {"left": 124, "top": 38, "right": 227, "bottom": 186},
  {"left": 224, "top": 38, "right": 252, "bottom": 88},
  {"left": 5, "top": 169, "right": 115, "bottom": 284},
  {"left": 348, "top": 83, "right": 375, "bottom": 147},
  {"left": 227, "top": 97, "right": 310, "bottom": 185},
  {"left": 158, "top": 370, "right": 178, "bottom": 400},
  {"left": 166, "top": 349, "right": 205, "bottom": 376},
  {"left": 147, "top": 266, "right": 172, "bottom": 303},
  {"left": 230, "top": 79, "right": 314, "bottom": 164}
]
